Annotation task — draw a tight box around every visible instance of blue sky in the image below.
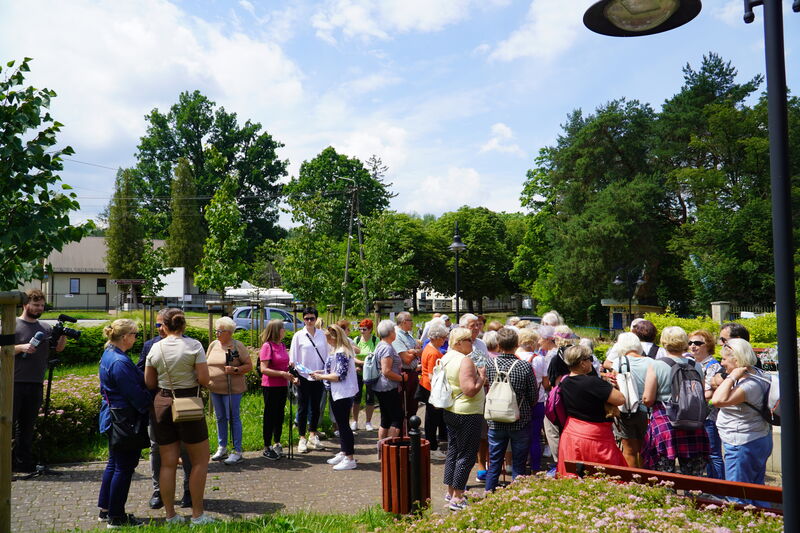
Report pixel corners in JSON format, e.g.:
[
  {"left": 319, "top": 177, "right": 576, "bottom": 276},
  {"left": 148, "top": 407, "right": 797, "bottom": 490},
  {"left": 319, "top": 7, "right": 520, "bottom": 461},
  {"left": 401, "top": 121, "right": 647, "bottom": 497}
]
[{"left": 1, "top": 0, "right": 798, "bottom": 227}]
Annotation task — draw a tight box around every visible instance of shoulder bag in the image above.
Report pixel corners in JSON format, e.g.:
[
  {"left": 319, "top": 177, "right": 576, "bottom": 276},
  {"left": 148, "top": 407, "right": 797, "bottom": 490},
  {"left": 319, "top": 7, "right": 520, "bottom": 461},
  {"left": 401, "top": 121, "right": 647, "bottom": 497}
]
[
  {"left": 156, "top": 341, "right": 205, "bottom": 422},
  {"left": 103, "top": 389, "right": 150, "bottom": 452}
]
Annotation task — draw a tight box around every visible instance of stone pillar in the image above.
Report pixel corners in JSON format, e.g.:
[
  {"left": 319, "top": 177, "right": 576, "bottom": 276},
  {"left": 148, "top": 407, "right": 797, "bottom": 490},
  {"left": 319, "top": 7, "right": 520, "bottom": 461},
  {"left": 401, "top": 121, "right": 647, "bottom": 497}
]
[{"left": 710, "top": 301, "right": 731, "bottom": 324}]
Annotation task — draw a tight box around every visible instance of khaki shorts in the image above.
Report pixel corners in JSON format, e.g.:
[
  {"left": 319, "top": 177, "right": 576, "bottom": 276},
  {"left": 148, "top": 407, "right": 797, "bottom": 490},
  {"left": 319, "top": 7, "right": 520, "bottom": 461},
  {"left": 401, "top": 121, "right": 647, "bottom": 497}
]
[
  {"left": 613, "top": 410, "right": 648, "bottom": 441},
  {"left": 152, "top": 387, "right": 209, "bottom": 445}
]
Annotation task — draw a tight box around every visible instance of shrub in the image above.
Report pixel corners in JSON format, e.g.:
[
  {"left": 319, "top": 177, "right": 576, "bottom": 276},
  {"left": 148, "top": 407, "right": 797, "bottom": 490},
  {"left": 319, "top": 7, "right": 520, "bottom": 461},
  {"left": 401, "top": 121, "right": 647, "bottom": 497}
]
[{"left": 643, "top": 312, "right": 720, "bottom": 339}]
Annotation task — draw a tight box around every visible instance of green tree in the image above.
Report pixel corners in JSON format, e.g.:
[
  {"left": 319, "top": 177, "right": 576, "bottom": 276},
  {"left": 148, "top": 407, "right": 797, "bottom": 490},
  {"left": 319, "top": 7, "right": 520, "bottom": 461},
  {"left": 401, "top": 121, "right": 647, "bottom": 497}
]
[
  {"left": 194, "top": 175, "right": 248, "bottom": 296},
  {"left": 431, "top": 207, "right": 513, "bottom": 314},
  {"left": 165, "top": 158, "right": 204, "bottom": 281},
  {"left": 105, "top": 169, "right": 145, "bottom": 280},
  {"left": 0, "top": 58, "right": 92, "bottom": 290},
  {"left": 284, "top": 147, "right": 394, "bottom": 237},
  {"left": 134, "top": 90, "right": 288, "bottom": 256},
  {"left": 354, "top": 212, "right": 416, "bottom": 306},
  {"left": 139, "top": 241, "right": 175, "bottom": 297}
]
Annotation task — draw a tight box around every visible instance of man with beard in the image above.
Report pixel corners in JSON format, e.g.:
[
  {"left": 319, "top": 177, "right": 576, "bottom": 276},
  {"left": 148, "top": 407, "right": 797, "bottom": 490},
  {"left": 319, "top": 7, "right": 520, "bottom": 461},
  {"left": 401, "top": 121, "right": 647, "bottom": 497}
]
[{"left": 12, "top": 289, "right": 66, "bottom": 473}]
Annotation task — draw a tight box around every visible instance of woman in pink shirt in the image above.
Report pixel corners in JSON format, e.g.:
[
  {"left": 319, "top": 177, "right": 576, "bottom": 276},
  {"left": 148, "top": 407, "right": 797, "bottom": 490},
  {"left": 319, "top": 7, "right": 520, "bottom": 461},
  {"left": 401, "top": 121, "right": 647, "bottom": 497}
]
[{"left": 260, "top": 319, "right": 298, "bottom": 460}]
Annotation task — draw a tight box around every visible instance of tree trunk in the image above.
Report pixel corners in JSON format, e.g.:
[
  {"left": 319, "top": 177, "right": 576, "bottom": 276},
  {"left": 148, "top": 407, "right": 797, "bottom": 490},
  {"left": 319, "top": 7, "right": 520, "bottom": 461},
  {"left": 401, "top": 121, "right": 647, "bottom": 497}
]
[
  {"left": 412, "top": 285, "right": 418, "bottom": 315},
  {"left": 467, "top": 299, "right": 475, "bottom": 313},
  {"left": 477, "top": 298, "right": 484, "bottom": 315}
]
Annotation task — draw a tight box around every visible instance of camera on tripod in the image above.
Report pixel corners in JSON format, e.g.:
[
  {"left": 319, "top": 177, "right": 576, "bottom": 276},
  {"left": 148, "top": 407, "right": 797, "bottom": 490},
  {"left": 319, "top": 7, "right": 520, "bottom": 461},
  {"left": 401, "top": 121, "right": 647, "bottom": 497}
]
[{"left": 50, "top": 314, "right": 81, "bottom": 347}]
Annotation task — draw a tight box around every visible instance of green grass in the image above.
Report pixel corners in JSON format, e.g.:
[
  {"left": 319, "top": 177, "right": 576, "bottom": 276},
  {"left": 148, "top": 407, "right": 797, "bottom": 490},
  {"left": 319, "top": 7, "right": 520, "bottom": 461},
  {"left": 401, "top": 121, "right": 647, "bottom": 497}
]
[
  {"left": 76, "top": 506, "right": 394, "bottom": 532},
  {"left": 42, "top": 310, "right": 208, "bottom": 320}
]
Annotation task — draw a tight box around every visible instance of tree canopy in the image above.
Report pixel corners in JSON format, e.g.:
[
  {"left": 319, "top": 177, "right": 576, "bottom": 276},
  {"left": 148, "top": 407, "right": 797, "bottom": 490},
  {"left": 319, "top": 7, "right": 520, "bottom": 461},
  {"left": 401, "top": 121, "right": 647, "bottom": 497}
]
[{"left": 0, "top": 58, "right": 92, "bottom": 290}]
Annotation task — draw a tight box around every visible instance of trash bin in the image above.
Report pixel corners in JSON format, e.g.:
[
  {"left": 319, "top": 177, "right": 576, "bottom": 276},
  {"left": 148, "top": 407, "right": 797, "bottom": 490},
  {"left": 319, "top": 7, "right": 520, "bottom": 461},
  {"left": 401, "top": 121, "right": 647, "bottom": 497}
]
[{"left": 381, "top": 416, "right": 431, "bottom": 514}]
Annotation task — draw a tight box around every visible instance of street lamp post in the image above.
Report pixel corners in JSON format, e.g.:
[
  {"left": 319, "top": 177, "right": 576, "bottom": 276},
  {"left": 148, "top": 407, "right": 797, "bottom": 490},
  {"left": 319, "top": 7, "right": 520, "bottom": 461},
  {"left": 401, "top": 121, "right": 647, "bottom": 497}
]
[
  {"left": 449, "top": 222, "right": 467, "bottom": 323},
  {"left": 585, "top": 1, "right": 800, "bottom": 528},
  {"left": 613, "top": 267, "right": 645, "bottom": 329}
]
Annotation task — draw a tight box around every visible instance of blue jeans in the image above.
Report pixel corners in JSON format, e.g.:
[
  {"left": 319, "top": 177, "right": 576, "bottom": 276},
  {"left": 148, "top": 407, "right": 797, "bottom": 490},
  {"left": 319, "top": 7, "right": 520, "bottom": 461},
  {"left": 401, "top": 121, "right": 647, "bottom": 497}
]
[
  {"left": 704, "top": 419, "right": 724, "bottom": 479},
  {"left": 98, "top": 446, "right": 140, "bottom": 519},
  {"left": 486, "top": 424, "right": 530, "bottom": 492},
  {"left": 723, "top": 433, "right": 773, "bottom": 505},
  {"left": 211, "top": 392, "right": 243, "bottom": 452}
]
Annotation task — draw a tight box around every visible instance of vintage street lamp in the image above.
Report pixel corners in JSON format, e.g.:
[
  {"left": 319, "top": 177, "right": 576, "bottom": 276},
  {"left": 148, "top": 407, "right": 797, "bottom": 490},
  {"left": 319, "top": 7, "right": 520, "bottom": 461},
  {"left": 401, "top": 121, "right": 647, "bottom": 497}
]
[
  {"left": 585, "top": 2, "right": 800, "bottom": 528},
  {"left": 448, "top": 222, "right": 467, "bottom": 323},
  {"left": 613, "top": 267, "right": 646, "bottom": 328}
]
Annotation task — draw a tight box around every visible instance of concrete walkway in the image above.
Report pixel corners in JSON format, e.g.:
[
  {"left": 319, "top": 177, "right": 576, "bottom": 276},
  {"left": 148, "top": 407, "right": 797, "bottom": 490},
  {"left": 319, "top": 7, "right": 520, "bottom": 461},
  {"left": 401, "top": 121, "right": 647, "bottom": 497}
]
[{"left": 10, "top": 427, "right": 469, "bottom": 533}]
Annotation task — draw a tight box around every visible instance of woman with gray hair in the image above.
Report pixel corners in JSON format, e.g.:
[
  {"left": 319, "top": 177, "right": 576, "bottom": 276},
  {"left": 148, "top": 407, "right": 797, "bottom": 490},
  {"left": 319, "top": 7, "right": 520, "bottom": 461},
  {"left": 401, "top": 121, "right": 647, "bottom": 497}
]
[
  {"left": 371, "top": 320, "right": 404, "bottom": 440},
  {"left": 419, "top": 322, "right": 450, "bottom": 460},
  {"left": 609, "top": 332, "right": 653, "bottom": 467},
  {"left": 711, "top": 338, "right": 772, "bottom": 501},
  {"left": 441, "top": 327, "right": 486, "bottom": 511}
]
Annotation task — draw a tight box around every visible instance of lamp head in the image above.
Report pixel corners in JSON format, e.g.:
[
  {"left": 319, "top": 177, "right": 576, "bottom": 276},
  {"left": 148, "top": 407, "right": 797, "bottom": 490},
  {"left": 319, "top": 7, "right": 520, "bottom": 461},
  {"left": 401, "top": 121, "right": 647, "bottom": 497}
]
[
  {"left": 449, "top": 222, "right": 467, "bottom": 254},
  {"left": 584, "top": 0, "right": 702, "bottom": 37}
]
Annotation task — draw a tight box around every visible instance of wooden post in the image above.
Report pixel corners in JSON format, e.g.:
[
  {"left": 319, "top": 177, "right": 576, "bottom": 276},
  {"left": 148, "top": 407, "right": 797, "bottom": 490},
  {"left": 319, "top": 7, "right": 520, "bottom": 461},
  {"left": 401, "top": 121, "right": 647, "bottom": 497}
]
[{"left": 0, "top": 291, "right": 27, "bottom": 533}]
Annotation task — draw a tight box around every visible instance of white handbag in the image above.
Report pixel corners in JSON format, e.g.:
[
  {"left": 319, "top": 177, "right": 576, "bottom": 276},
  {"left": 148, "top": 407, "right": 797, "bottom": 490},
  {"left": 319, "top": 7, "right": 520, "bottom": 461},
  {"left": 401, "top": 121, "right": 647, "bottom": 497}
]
[{"left": 617, "top": 355, "right": 640, "bottom": 415}]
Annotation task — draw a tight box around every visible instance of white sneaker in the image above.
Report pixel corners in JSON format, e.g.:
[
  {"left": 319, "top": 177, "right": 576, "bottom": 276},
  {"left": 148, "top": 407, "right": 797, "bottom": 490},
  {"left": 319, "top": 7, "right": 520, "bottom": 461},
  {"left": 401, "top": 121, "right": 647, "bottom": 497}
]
[
  {"left": 334, "top": 430, "right": 340, "bottom": 438},
  {"left": 272, "top": 443, "right": 283, "bottom": 457},
  {"left": 190, "top": 513, "right": 216, "bottom": 527},
  {"left": 223, "top": 451, "right": 242, "bottom": 465},
  {"left": 211, "top": 447, "right": 227, "bottom": 461},
  {"left": 333, "top": 456, "right": 357, "bottom": 471},
  {"left": 327, "top": 451, "right": 346, "bottom": 465},
  {"left": 430, "top": 450, "right": 446, "bottom": 460},
  {"left": 365, "top": 422, "right": 375, "bottom": 431},
  {"left": 350, "top": 420, "right": 358, "bottom": 431},
  {"left": 298, "top": 437, "right": 308, "bottom": 453},
  {"left": 543, "top": 445, "right": 552, "bottom": 458},
  {"left": 308, "top": 434, "right": 324, "bottom": 450},
  {"left": 165, "top": 514, "right": 185, "bottom": 524}
]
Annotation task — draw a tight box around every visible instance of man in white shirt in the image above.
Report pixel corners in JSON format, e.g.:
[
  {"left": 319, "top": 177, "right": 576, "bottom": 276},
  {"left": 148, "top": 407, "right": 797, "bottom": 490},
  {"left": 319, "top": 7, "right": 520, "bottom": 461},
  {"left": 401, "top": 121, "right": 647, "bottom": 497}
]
[
  {"left": 393, "top": 311, "right": 422, "bottom": 419},
  {"left": 289, "top": 307, "right": 329, "bottom": 453}
]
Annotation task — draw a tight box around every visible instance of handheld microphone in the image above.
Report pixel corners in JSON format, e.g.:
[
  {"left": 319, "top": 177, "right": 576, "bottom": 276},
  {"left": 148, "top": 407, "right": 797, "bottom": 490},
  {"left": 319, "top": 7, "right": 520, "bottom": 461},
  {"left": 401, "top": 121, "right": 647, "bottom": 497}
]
[{"left": 24, "top": 331, "right": 45, "bottom": 358}]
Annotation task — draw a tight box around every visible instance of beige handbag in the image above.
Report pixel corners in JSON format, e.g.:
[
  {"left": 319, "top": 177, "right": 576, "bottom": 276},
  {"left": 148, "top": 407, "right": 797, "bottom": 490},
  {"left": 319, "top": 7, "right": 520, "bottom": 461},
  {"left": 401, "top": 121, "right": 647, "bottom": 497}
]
[{"left": 156, "top": 342, "right": 206, "bottom": 422}]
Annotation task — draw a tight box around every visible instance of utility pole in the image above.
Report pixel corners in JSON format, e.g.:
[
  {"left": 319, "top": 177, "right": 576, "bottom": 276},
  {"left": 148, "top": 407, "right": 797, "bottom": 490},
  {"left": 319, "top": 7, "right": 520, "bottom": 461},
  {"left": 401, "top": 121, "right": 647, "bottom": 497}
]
[{"left": 340, "top": 186, "right": 356, "bottom": 316}]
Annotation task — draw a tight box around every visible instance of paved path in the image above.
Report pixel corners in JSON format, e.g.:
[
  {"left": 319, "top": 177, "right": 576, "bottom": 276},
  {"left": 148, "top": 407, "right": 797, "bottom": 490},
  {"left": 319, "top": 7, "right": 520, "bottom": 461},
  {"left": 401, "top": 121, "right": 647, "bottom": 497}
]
[{"left": 11, "top": 426, "right": 478, "bottom": 533}]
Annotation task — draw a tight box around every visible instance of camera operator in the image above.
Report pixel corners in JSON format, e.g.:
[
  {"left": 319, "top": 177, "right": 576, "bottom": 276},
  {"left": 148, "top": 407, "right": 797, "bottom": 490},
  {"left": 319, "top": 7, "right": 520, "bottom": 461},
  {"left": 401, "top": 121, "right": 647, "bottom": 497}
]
[
  {"left": 137, "top": 309, "right": 193, "bottom": 510},
  {"left": 12, "top": 289, "right": 66, "bottom": 473}
]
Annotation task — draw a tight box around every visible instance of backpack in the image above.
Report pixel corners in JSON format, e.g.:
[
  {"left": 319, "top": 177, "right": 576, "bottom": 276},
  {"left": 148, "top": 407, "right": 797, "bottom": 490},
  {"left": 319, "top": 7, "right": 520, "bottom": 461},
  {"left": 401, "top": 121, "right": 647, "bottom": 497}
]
[
  {"left": 362, "top": 351, "right": 381, "bottom": 386},
  {"left": 430, "top": 357, "right": 460, "bottom": 409},
  {"left": 484, "top": 358, "right": 522, "bottom": 423},
  {"left": 745, "top": 371, "right": 781, "bottom": 426},
  {"left": 544, "top": 376, "right": 569, "bottom": 428},
  {"left": 662, "top": 358, "right": 707, "bottom": 430},
  {"left": 616, "top": 355, "right": 640, "bottom": 416}
]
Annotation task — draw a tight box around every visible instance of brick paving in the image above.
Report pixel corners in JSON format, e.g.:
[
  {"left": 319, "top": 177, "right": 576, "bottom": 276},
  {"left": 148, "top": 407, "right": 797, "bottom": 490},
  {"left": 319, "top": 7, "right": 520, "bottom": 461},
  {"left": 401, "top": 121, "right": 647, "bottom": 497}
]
[{"left": 10, "top": 423, "right": 473, "bottom": 533}]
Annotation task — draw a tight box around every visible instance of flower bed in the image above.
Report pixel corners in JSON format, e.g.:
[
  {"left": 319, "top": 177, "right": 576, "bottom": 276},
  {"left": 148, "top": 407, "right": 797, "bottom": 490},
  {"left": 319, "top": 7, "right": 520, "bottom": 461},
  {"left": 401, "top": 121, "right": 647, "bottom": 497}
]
[{"left": 380, "top": 474, "right": 782, "bottom": 533}]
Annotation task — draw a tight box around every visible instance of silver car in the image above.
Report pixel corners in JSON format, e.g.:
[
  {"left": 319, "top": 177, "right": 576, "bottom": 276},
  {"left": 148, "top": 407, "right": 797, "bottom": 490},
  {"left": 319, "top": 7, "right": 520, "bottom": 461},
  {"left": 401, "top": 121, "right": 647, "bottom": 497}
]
[{"left": 231, "top": 306, "right": 302, "bottom": 332}]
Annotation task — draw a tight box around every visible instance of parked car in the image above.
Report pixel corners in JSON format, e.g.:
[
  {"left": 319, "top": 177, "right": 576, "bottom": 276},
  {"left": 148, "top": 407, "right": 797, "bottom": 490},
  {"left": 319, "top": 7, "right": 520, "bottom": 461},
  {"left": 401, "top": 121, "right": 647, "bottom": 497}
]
[
  {"left": 231, "top": 306, "right": 302, "bottom": 332},
  {"left": 518, "top": 316, "right": 542, "bottom": 324}
]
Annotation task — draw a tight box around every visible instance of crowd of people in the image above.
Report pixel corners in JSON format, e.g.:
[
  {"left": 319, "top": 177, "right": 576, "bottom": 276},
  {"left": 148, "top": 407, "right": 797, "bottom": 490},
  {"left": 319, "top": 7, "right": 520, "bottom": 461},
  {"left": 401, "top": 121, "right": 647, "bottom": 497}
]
[{"left": 9, "top": 288, "right": 778, "bottom": 526}]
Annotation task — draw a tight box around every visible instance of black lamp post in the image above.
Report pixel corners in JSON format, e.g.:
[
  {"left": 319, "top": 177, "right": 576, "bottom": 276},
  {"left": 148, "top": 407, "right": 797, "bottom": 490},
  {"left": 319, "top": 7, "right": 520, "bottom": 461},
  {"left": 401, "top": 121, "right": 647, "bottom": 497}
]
[
  {"left": 449, "top": 222, "right": 467, "bottom": 323},
  {"left": 613, "top": 268, "right": 645, "bottom": 328},
  {"left": 585, "top": 1, "right": 799, "bottom": 528}
]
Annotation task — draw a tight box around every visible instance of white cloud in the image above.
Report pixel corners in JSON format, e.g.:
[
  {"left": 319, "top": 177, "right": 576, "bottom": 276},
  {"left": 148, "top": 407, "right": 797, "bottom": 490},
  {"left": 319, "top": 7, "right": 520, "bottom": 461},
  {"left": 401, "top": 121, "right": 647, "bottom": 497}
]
[
  {"left": 415, "top": 167, "right": 485, "bottom": 211},
  {"left": 239, "top": 0, "right": 256, "bottom": 16},
  {"left": 480, "top": 122, "right": 526, "bottom": 157},
  {"left": 489, "top": 0, "right": 585, "bottom": 62},
  {"left": 711, "top": 0, "right": 742, "bottom": 26},
  {"left": 311, "top": 0, "right": 507, "bottom": 43},
  {"left": 341, "top": 72, "right": 403, "bottom": 95}
]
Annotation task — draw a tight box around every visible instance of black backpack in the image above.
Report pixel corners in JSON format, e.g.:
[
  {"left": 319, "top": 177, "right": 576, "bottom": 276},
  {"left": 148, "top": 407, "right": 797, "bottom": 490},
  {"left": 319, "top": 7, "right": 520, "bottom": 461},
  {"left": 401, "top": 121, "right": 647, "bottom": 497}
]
[{"left": 663, "top": 358, "right": 707, "bottom": 430}]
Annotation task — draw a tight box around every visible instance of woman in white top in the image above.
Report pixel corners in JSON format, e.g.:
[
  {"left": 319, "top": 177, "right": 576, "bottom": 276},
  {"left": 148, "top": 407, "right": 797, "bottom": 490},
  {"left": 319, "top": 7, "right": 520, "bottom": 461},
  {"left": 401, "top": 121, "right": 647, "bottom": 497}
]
[
  {"left": 312, "top": 325, "right": 359, "bottom": 471},
  {"left": 710, "top": 338, "right": 772, "bottom": 502},
  {"left": 144, "top": 309, "right": 214, "bottom": 526},
  {"left": 289, "top": 307, "right": 329, "bottom": 454},
  {"left": 609, "top": 332, "right": 653, "bottom": 467}
]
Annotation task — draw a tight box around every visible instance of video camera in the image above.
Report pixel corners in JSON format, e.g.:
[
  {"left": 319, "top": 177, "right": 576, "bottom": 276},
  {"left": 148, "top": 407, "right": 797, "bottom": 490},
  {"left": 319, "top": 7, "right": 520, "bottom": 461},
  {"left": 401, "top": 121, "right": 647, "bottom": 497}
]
[{"left": 51, "top": 314, "right": 81, "bottom": 347}]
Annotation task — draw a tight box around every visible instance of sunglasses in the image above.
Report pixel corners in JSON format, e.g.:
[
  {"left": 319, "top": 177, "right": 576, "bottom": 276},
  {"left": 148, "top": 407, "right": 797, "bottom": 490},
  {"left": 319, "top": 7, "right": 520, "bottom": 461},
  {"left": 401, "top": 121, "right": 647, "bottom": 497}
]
[
  {"left": 155, "top": 322, "right": 162, "bottom": 328},
  {"left": 303, "top": 316, "right": 316, "bottom": 321},
  {"left": 359, "top": 327, "right": 370, "bottom": 331},
  {"left": 718, "top": 337, "right": 729, "bottom": 344},
  {"left": 688, "top": 340, "right": 705, "bottom": 347}
]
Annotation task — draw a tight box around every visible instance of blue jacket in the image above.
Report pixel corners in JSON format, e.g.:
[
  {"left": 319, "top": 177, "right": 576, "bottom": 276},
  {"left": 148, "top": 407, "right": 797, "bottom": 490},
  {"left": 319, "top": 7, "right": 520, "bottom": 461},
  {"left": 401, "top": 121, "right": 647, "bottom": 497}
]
[
  {"left": 99, "top": 345, "right": 152, "bottom": 434},
  {"left": 137, "top": 335, "right": 164, "bottom": 371}
]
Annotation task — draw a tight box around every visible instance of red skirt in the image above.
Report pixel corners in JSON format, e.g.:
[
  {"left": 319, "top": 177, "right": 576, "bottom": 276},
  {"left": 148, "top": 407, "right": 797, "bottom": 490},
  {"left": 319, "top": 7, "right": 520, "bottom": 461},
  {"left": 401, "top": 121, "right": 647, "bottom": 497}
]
[{"left": 557, "top": 417, "right": 627, "bottom": 477}]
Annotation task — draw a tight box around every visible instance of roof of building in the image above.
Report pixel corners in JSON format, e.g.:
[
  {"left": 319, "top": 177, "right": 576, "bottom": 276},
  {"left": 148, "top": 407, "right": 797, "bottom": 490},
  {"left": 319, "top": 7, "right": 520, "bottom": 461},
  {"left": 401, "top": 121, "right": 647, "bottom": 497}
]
[{"left": 46, "top": 236, "right": 165, "bottom": 274}]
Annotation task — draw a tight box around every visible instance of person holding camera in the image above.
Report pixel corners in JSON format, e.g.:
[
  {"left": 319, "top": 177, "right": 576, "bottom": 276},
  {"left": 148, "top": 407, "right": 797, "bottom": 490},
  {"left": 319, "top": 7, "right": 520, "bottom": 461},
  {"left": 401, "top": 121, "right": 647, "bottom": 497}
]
[
  {"left": 144, "top": 308, "right": 214, "bottom": 526},
  {"left": 97, "top": 319, "right": 151, "bottom": 528},
  {"left": 207, "top": 316, "right": 252, "bottom": 465},
  {"left": 12, "top": 289, "right": 66, "bottom": 474}
]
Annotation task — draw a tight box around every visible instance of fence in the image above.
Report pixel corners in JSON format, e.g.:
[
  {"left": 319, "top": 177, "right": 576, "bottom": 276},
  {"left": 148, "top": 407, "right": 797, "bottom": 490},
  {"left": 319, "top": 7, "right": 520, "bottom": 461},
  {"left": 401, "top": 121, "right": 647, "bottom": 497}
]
[{"left": 51, "top": 293, "right": 110, "bottom": 311}]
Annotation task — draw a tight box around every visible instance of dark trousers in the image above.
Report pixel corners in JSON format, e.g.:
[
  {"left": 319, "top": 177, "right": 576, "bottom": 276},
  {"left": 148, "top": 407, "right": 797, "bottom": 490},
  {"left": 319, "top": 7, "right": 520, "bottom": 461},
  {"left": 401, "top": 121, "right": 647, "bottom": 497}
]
[
  {"left": 148, "top": 425, "right": 191, "bottom": 492},
  {"left": 331, "top": 396, "right": 355, "bottom": 455},
  {"left": 12, "top": 382, "right": 43, "bottom": 471},
  {"left": 262, "top": 386, "right": 288, "bottom": 446},
  {"left": 443, "top": 411, "right": 483, "bottom": 491},
  {"left": 401, "top": 370, "right": 419, "bottom": 418},
  {"left": 424, "top": 403, "right": 448, "bottom": 451},
  {"left": 296, "top": 379, "right": 324, "bottom": 436},
  {"left": 98, "top": 446, "right": 141, "bottom": 519}
]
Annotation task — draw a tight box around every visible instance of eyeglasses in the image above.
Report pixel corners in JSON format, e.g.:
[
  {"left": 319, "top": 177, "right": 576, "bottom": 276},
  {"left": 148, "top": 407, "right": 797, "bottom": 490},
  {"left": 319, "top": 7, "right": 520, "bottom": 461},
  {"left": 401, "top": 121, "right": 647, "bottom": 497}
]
[
  {"left": 718, "top": 337, "right": 729, "bottom": 344},
  {"left": 359, "top": 327, "right": 370, "bottom": 331},
  {"left": 303, "top": 316, "right": 316, "bottom": 322},
  {"left": 215, "top": 329, "right": 230, "bottom": 334},
  {"left": 688, "top": 340, "right": 705, "bottom": 347}
]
